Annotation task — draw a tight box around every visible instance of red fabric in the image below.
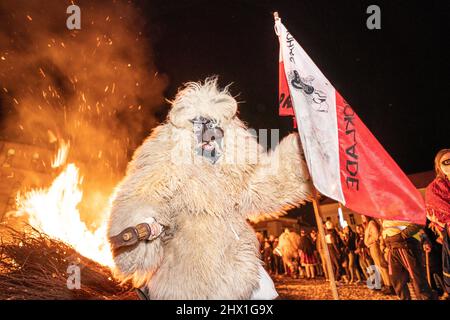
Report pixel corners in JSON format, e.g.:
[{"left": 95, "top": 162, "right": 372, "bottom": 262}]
[
  {"left": 425, "top": 177, "right": 450, "bottom": 226},
  {"left": 278, "top": 61, "right": 294, "bottom": 116},
  {"left": 278, "top": 60, "right": 296, "bottom": 128},
  {"left": 300, "top": 251, "right": 318, "bottom": 265},
  {"left": 335, "top": 92, "right": 426, "bottom": 225}
]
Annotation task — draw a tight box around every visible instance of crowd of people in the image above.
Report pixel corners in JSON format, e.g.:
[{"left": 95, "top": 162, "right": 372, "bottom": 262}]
[{"left": 258, "top": 148, "right": 450, "bottom": 300}]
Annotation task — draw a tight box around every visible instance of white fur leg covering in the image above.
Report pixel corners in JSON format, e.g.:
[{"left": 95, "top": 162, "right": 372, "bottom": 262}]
[{"left": 250, "top": 265, "right": 279, "bottom": 300}]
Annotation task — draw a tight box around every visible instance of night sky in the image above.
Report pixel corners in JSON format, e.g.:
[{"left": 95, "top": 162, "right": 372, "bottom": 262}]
[
  {"left": 0, "top": 0, "right": 448, "bottom": 175},
  {"left": 138, "top": 0, "right": 449, "bottom": 175}
]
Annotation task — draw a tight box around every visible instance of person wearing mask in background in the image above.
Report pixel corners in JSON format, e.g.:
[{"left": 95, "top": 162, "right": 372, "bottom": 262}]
[
  {"left": 278, "top": 228, "right": 301, "bottom": 278},
  {"left": 362, "top": 215, "right": 393, "bottom": 294},
  {"left": 382, "top": 220, "right": 436, "bottom": 300},
  {"left": 425, "top": 148, "right": 450, "bottom": 299}
]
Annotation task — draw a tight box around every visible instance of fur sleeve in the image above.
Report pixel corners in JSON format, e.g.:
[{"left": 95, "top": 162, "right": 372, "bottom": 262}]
[
  {"left": 107, "top": 127, "right": 174, "bottom": 287},
  {"left": 242, "top": 133, "right": 312, "bottom": 220},
  {"left": 108, "top": 198, "right": 165, "bottom": 287}
]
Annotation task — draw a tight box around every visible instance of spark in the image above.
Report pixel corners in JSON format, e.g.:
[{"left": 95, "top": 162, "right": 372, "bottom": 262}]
[{"left": 39, "top": 68, "right": 46, "bottom": 78}]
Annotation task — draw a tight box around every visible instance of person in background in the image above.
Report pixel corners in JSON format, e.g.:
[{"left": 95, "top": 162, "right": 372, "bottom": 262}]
[
  {"left": 315, "top": 227, "right": 329, "bottom": 280},
  {"left": 310, "top": 229, "right": 324, "bottom": 277},
  {"left": 339, "top": 228, "right": 350, "bottom": 284},
  {"left": 419, "top": 229, "right": 443, "bottom": 294},
  {"left": 324, "top": 221, "right": 343, "bottom": 282},
  {"left": 362, "top": 215, "right": 393, "bottom": 294},
  {"left": 382, "top": 219, "right": 436, "bottom": 300},
  {"left": 267, "top": 235, "right": 276, "bottom": 274},
  {"left": 355, "top": 224, "right": 372, "bottom": 280},
  {"left": 256, "top": 232, "right": 264, "bottom": 252},
  {"left": 278, "top": 228, "right": 301, "bottom": 278},
  {"left": 272, "top": 238, "right": 284, "bottom": 275},
  {"left": 342, "top": 225, "right": 362, "bottom": 284},
  {"left": 425, "top": 148, "right": 450, "bottom": 299},
  {"left": 262, "top": 240, "right": 274, "bottom": 274},
  {"left": 298, "top": 229, "right": 318, "bottom": 279}
]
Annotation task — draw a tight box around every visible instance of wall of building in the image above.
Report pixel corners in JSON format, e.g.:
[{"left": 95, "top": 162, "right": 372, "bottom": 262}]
[
  {"left": 318, "top": 203, "right": 363, "bottom": 228},
  {"left": 252, "top": 217, "right": 300, "bottom": 238}
]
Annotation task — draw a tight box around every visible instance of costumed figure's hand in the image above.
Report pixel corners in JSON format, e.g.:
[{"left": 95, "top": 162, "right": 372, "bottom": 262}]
[
  {"left": 109, "top": 217, "right": 165, "bottom": 254},
  {"left": 145, "top": 217, "right": 164, "bottom": 240}
]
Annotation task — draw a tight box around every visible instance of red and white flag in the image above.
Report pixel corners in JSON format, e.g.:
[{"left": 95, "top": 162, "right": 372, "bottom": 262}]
[{"left": 275, "top": 17, "right": 425, "bottom": 224}]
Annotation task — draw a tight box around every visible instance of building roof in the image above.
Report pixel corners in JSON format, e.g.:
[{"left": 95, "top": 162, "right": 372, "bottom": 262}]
[{"left": 408, "top": 170, "right": 435, "bottom": 189}]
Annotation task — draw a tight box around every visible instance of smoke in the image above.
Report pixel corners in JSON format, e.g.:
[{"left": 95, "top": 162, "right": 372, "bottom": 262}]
[{"left": 0, "top": 0, "right": 168, "bottom": 224}]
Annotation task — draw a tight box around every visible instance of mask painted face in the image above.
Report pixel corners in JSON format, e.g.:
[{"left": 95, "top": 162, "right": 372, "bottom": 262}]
[
  {"left": 440, "top": 152, "right": 450, "bottom": 177},
  {"left": 191, "top": 116, "right": 224, "bottom": 164}
]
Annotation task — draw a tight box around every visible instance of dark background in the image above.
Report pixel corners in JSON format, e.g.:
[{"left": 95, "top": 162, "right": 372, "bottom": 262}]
[{"left": 137, "top": 0, "right": 449, "bottom": 174}]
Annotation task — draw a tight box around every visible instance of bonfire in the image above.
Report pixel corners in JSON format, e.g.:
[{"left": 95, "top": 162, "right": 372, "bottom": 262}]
[
  {"left": 0, "top": 0, "right": 167, "bottom": 300},
  {"left": 0, "top": 143, "right": 136, "bottom": 300}
]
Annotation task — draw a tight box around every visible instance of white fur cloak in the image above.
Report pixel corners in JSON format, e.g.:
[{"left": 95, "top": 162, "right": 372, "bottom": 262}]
[{"left": 107, "top": 78, "right": 312, "bottom": 299}]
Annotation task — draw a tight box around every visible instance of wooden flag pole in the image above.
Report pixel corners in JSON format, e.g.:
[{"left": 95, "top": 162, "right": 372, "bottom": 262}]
[
  {"left": 425, "top": 251, "right": 432, "bottom": 287},
  {"left": 312, "top": 188, "right": 340, "bottom": 300},
  {"left": 273, "top": 10, "right": 339, "bottom": 300}
]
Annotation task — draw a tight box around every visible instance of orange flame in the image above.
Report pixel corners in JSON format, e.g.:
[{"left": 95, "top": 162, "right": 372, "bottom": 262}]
[
  {"left": 51, "top": 141, "right": 70, "bottom": 168},
  {"left": 16, "top": 145, "right": 113, "bottom": 267}
]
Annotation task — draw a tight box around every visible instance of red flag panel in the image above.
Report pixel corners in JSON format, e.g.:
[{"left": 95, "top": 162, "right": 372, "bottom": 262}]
[{"left": 336, "top": 92, "right": 425, "bottom": 224}]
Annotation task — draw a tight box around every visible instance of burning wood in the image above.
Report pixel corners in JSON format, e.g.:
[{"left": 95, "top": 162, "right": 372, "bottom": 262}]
[{"left": 0, "top": 227, "right": 137, "bottom": 300}]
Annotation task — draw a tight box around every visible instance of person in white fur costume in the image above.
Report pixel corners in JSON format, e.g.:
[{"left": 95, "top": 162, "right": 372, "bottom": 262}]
[
  {"left": 277, "top": 228, "right": 301, "bottom": 276},
  {"left": 107, "top": 77, "right": 312, "bottom": 299}
]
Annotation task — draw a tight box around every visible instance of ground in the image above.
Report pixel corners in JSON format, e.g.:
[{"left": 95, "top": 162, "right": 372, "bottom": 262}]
[{"left": 273, "top": 275, "right": 397, "bottom": 300}]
